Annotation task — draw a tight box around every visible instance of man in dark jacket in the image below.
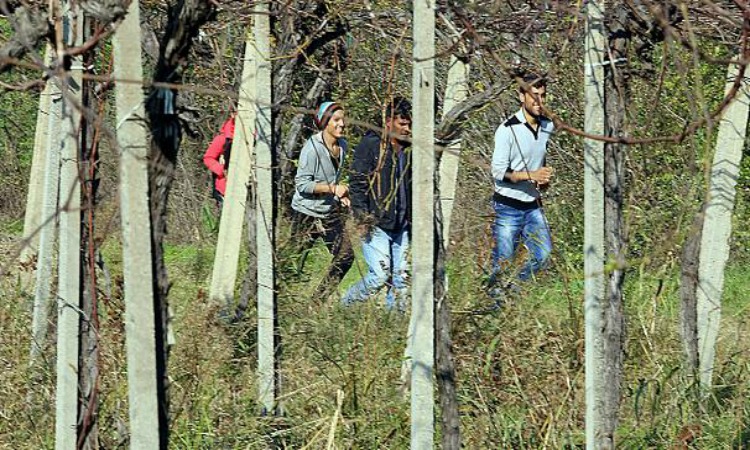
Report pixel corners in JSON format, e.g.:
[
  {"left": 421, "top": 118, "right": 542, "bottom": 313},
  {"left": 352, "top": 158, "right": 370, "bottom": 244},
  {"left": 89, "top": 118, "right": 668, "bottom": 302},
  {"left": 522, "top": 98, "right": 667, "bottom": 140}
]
[{"left": 342, "top": 97, "right": 412, "bottom": 309}]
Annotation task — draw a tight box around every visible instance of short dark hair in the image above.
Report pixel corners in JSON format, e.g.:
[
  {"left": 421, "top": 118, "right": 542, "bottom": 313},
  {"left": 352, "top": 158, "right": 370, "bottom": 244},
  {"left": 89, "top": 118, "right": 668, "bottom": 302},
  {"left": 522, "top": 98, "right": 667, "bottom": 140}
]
[
  {"left": 384, "top": 96, "right": 412, "bottom": 122},
  {"left": 518, "top": 72, "right": 547, "bottom": 93}
]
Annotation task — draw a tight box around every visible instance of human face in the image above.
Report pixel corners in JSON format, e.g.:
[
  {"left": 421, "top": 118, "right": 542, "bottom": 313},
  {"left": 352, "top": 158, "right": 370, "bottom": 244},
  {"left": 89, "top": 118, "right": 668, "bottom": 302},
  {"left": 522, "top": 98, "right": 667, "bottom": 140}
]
[
  {"left": 386, "top": 115, "right": 412, "bottom": 145},
  {"left": 519, "top": 85, "right": 546, "bottom": 119},
  {"left": 325, "top": 109, "right": 346, "bottom": 139}
]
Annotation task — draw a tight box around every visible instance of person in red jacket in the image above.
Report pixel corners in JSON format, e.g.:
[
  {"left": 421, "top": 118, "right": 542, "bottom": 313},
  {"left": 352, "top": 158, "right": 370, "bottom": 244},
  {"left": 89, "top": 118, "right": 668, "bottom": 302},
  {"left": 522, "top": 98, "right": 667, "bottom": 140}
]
[{"left": 203, "top": 115, "right": 236, "bottom": 206}]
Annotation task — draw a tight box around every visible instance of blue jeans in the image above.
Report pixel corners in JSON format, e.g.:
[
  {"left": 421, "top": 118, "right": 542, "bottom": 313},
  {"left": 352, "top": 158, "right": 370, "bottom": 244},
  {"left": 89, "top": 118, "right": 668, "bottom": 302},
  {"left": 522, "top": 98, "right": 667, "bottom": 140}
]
[
  {"left": 342, "top": 225, "right": 410, "bottom": 309},
  {"left": 490, "top": 201, "right": 552, "bottom": 284}
]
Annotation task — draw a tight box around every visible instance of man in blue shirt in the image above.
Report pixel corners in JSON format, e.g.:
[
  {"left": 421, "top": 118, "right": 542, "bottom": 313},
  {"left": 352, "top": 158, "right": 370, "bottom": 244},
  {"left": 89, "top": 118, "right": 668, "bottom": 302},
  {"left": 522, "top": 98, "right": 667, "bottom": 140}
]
[{"left": 489, "top": 73, "right": 555, "bottom": 301}]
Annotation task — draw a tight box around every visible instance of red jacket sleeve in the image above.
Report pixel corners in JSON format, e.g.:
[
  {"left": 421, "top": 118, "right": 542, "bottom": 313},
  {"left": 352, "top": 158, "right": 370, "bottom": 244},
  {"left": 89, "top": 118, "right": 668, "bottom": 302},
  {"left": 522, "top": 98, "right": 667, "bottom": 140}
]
[{"left": 203, "top": 133, "right": 227, "bottom": 177}]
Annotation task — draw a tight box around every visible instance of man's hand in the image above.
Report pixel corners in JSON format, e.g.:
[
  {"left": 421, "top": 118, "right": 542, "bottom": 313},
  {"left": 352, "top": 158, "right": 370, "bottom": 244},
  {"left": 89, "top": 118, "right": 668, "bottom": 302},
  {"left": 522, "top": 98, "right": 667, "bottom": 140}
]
[
  {"left": 505, "top": 167, "right": 554, "bottom": 185},
  {"left": 530, "top": 167, "right": 553, "bottom": 185}
]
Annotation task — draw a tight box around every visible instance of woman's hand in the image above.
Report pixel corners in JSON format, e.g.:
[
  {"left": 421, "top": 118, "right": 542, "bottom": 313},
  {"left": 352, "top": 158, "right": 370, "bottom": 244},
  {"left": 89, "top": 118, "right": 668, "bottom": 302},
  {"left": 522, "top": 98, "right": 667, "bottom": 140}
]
[
  {"left": 332, "top": 184, "right": 349, "bottom": 199},
  {"left": 332, "top": 184, "right": 351, "bottom": 207}
]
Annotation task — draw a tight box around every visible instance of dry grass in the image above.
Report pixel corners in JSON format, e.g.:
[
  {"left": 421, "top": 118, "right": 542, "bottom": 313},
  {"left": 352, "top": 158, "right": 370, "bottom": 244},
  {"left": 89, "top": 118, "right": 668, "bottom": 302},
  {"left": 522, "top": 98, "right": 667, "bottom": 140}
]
[{"left": 0, "top": 229, "right": 748, "bottom": 449}]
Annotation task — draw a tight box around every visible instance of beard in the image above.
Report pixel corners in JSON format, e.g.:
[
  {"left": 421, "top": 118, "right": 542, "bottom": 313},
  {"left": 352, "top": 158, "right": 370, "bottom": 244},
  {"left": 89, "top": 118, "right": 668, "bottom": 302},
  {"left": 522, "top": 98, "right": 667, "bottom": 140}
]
[
  {"left": 396, "top": 136, "right": 411, "bottom": 147},
  {"left": 524, "top": 105, "right": 540, "bottom": 117}
]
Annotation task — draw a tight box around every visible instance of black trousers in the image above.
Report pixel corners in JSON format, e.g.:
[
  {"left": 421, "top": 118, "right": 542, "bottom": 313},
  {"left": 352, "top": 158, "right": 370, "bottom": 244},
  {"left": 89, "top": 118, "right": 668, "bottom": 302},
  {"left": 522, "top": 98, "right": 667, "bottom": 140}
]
[{"left": 288, "top": 210, "right": 354, "bottom": 300}]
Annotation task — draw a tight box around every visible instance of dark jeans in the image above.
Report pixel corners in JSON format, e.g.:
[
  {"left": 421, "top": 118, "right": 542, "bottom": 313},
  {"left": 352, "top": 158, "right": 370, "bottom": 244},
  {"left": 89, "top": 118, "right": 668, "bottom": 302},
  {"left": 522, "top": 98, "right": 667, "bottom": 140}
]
[{"left": 288, "top": 210, "right": 354, "bottom": 300}]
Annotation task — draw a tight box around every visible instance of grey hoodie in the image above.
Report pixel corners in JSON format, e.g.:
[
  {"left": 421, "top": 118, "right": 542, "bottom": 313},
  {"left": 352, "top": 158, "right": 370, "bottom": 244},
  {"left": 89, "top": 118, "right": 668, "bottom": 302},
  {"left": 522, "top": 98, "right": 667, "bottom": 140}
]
[{"left": 291, "top": 132, "right": 348, "bottom": 218}]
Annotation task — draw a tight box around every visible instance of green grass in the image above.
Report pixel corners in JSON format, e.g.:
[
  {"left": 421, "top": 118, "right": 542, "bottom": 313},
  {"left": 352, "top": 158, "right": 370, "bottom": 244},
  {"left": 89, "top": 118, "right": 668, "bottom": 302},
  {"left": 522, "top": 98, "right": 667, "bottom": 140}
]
[
  {"left": 723, "top": 265, "right": 750, "bottom": 314},
  {"left": 0, "top": 218, "right": 24, "bottom": 235}
]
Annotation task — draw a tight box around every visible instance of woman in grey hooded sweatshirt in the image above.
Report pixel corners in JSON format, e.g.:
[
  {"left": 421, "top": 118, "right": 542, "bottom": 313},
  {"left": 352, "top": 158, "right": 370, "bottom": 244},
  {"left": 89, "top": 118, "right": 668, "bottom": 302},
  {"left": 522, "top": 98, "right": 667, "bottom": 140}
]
[{"left": 289, "top": 101, "right": 354, "bottom": 299}]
